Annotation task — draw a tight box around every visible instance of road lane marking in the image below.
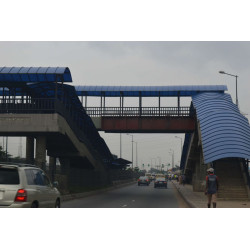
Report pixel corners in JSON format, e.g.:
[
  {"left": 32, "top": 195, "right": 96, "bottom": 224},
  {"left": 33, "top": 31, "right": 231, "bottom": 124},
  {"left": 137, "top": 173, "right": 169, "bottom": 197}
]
[{"left": 122, "top": 204, "right": 127, "bottom": 207}]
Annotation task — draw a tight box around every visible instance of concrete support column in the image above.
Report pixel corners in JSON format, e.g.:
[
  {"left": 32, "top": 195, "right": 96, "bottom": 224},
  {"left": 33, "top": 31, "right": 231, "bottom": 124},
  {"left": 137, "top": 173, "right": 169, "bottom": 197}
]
[
  {"left": 59, "top": 157, "right": 71, "bottom": 175},
  {"left": 192, "top": 150, "right": 208, "bottom": 192},
  {"left": 49, "top": 156, "right": 56, "bottom": 182},
  {"left": 35, "top": 136, "right": 47, "bottom": 170},
  {"left": 26, "top": 136, "right": 34, "bottom": 164}
]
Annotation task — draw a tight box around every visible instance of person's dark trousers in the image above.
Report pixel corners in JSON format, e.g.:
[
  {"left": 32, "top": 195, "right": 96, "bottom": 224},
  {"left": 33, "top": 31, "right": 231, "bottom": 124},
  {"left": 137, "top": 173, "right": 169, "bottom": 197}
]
[{"left": 207, "top": 204, "right": 210, "bottom": 208}]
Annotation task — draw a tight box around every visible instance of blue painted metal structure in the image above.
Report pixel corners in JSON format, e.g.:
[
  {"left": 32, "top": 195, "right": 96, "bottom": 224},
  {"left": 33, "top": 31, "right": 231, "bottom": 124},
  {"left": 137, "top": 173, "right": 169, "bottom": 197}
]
[
  {"left": 0, "top": 67, "right": 116, "bottom": 167},
  {"left": 192, "top": 92, "right": 250, "bottom": 163},
  {"left": 75, "top": 84, "right": 250, "bottom": 164},
  {"left": 1, "top": 67, "right": 250, "bottom": 165},
  {"left": 75, "top": 85, "right": 227, "bottom": 97},
  {"left": 0, "top": 67, "right": 72, "bottom": 83}
]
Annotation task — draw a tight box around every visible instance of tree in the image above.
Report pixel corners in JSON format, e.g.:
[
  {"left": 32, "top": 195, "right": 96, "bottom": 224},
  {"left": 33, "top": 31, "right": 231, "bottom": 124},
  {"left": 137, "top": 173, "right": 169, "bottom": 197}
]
[
  {"left": 0, "top": 146, "right": 12, "bottom": 162},
  {"left": 134, "top": 166, "right": 140, "bottom": 172}
]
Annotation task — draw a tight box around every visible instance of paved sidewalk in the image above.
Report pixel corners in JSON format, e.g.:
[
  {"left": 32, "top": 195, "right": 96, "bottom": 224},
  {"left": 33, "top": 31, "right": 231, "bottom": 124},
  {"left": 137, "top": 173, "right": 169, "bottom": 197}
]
[{"left": 172, "top": 180, "right": 250, "bottom": 208}]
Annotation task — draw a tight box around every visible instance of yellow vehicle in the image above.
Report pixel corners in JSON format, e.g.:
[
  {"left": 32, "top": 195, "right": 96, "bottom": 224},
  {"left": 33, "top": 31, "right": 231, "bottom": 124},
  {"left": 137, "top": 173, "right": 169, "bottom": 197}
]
[{"left": 155, "top": 174, "right": 165, "bottom": 179}]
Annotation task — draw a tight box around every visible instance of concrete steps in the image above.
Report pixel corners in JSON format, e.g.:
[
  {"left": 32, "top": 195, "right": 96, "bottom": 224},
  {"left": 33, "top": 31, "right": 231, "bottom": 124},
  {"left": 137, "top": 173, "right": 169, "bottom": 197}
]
[{"left": 215, "top": 160, "right": 249, "bottom": 199}]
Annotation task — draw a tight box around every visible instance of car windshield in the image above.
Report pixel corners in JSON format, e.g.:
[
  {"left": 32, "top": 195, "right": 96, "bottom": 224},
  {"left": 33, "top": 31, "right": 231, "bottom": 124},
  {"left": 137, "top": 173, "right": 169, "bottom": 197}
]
[
  {"left": 139, "top": 176, "right": 147, "bottom": 179},
  {"left": 0, "top": 167, "right": 20, "bottom": 184}
]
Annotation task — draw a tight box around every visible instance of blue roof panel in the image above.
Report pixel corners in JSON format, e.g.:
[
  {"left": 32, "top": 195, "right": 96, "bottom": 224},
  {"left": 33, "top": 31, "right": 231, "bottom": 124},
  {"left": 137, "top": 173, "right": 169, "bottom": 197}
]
[
  {"left": 192, "top": 92, "right": 250, "bottom": 163},
  {"left": 0, "top": 67, "right": 72, "bottom": 84},
  {"left": 75, "top": 85, "right": 227, "bottom": 97}
]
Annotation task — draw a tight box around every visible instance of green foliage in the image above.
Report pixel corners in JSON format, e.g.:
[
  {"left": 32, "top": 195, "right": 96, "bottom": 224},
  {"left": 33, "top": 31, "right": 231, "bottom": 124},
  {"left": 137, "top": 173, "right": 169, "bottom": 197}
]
[
  {"left": 134, "top": 166, "right": 140, "bottom": 172},
  {"left": 0, "top": 146, "right": 13, "bottom": 162}
]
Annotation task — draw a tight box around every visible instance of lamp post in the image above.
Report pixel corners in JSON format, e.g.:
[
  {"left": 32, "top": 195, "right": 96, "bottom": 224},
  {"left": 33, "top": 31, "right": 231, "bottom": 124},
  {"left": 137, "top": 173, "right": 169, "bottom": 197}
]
[
  {"left": 175, "top": 136, "right": 183, "bottom": 156},
  {"left": 219, "top": 71, "right": 239, "bottom": 107},
  {"left": 151, "top": 158, "right": 156, "bottom": 169},
  {"left": 157, "top": 156, "right": 161, "bottom": 172},
  {"left": 135, "top": 141, "right": 138, "bottom": 168},
  {"left": 169, "top": 150, "right": 174, "bottom": 170},
  {"left": 127, "top": 134, "right": 134, "bottom": 170},
  {"left": 120, "top": 133, "right": 122, "bottom": 158}
]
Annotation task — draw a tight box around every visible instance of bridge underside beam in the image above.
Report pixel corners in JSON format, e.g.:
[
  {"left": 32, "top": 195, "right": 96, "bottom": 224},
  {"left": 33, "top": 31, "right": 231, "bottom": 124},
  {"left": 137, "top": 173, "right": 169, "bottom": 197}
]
[{"left": 99, "top": 117, "right": 196, "bottom": 133}]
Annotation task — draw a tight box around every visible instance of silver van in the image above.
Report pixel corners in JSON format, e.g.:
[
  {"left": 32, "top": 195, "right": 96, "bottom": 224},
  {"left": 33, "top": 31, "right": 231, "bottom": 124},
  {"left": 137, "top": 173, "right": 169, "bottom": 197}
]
[{"left": 0, "top": 163, "right": 60, "bottom": 208}]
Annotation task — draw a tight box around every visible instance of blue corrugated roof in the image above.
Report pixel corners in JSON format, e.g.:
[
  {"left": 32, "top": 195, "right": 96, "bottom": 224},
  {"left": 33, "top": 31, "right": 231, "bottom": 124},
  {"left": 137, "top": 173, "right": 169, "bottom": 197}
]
[
  {"left": 0, "top": 67, "right": 72, "bottom": 83},
  {"left": 192, "top": 92, "right": 250, "bottom": 163},
  {"left": 74, "top": 85, "right": 227, "bottom": 97}
]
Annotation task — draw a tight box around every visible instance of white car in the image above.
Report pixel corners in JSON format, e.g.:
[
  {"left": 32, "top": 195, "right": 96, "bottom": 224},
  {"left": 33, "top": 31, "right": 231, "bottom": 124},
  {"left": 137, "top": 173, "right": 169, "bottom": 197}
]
[{"left": 0, "top": 163, "right": 61, "bottom": 208}]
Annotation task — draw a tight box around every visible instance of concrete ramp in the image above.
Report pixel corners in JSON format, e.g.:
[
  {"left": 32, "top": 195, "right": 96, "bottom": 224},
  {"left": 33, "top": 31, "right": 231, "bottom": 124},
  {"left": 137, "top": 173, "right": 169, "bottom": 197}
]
[{"left": 0, "top": 113, "right": 106, "bottom": 172}]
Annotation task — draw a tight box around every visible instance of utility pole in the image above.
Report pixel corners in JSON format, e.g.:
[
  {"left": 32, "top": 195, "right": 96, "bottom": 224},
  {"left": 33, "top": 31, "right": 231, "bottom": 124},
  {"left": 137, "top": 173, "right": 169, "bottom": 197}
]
[
  {"left": 120, "top": 133, "right": 122, "bottom": 158},
  {"left": 135, "top": 142, "right": 138, "bottom": 168},
  {"left": 127, "top": 134, "right": 134, "bottom": 170},
  {"left": 5, "top": 136, "right": 8, "bottom": 161}
]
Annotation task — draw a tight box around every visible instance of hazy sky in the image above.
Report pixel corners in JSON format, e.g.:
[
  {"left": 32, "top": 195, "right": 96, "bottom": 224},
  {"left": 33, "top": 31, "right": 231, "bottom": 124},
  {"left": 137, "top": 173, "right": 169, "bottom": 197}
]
[{"left": 1, "top": 41, "right": 250, "bottom": 168}]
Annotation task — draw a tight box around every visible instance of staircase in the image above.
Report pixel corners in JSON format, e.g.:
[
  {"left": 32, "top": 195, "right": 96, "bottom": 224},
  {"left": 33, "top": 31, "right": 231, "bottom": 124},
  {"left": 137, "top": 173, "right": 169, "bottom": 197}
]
[{"left": 215, "top": 160, "right": 249, "bottom": 200}]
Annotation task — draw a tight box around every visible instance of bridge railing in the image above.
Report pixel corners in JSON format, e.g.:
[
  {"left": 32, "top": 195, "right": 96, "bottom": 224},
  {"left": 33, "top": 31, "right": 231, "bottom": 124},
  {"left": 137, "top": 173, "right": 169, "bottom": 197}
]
[
  {"left": 0, "top": 98, "right": 56, "bottom": 113},
  {"left": 85, "top": 107, "right": 193, "bottom": 117},
  {"left": 0, "top": 96, "right": 114, "bottom": 164}
]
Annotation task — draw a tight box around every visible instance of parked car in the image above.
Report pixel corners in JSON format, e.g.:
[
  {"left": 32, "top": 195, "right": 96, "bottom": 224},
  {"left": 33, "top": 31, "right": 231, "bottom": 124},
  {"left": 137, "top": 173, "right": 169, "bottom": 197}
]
[
  {"left": 0, "top": 163, "right": 61, "bottom": 208},
  {"left": 138, "top": 176, "right": 150, "bottom": 186},
  {"left": 154, "top": 177, "right": 167, "bottom": 188}
]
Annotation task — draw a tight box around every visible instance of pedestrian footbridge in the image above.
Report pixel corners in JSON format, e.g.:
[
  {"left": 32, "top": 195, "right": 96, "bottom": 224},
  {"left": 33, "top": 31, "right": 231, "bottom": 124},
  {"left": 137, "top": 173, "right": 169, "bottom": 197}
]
[
  {"left": 1, "top": 67, "right": 250, "bottom": 197},
  {"left": 75, "top": 85, "right": 250, "bottom": 198}
]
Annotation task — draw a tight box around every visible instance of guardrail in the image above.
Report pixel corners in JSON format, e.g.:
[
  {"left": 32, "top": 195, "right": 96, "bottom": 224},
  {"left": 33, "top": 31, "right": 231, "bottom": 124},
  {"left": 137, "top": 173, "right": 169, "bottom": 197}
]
[
  {"left": 85, "top": 107, "right": 194, "bottom": 117},
  {"left": 0, "top": 98, "right": 56, "bottom": 113}
]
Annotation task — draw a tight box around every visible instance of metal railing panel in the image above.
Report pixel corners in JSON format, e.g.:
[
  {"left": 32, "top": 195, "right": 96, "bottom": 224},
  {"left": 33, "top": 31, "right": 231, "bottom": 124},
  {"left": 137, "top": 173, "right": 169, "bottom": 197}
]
[{"left": 85, "top": 107, "right": 193, "bottom": 117}]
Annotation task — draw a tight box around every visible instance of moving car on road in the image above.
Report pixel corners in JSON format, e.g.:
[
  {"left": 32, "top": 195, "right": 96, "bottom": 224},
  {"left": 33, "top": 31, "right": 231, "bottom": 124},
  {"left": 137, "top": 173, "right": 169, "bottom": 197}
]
[
  {"left": 155, "top": 174, "right": 165, "bottom": 179},
  {"left": 145, "top": 173, "right": 151, "bottom": 183},
  {"left": 154, "top": 177, "right": 167, "bottom": 188},
  {"left": 0, "top": 163, "right": 61, "bottom": 208},
  {"left": 138, "top": 176, "right": 150, "bottom": 186}
]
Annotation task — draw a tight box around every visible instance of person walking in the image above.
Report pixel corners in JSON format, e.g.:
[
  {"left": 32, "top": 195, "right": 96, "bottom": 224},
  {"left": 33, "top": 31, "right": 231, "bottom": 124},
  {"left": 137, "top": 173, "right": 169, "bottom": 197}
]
[{"left": 205, "top": 168, "right": 219, "bottom": 208}]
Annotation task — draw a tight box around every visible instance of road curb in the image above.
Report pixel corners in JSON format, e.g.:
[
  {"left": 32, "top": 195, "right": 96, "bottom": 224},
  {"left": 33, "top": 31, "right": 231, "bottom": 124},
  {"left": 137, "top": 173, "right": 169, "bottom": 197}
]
[
  {"left": 171, "top": 181, "right": 197, "bottom": 208},
  {"left": 62, "top": 180, "right": 137, "bottom": 202}
]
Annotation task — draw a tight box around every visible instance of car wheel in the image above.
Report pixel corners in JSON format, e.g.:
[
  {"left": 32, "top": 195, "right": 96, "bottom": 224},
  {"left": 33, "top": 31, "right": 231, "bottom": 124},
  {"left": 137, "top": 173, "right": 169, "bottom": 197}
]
[
  {"left": 138, "top": 183, "right": 140, "bottom": 186},
  {"left": 55, "top": 199, "right": 61, "bottom": 208},
  {"left": 31, "top": 202, "right": 38, "bottom": 208}
]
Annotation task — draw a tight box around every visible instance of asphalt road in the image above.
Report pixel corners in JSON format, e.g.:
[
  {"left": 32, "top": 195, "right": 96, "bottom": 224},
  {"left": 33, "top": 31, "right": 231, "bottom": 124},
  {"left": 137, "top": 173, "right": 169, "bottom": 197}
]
[{"left": 62, "top": 181, "right": 190, "bottom": 208}]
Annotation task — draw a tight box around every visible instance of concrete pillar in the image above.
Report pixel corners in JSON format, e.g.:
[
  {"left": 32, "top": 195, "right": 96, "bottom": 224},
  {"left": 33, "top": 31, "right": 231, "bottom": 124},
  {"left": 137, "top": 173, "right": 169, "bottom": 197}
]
[
  {"left": 192, "top": 150, "right": 208, "bottom": 192},
  {"left": 49, "top": 156, "right": 56, "bottom": 182},
  {"left": 59, "top": 157, "right": 70, "bottom": 175},
  {"left": 26, "top": 136, "right": 34, "bottom": 164},
  {"left": 35, "top": 136, "right": 47, "bottom": 170}
]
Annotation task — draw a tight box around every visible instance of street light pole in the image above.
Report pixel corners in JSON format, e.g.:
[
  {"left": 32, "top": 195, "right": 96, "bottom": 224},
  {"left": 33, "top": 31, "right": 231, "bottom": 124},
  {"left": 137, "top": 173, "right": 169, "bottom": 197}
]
[
  {"left": 131, "top": 135, "right": 133, "bottom": 170},
  {"left": 169, "top": 150, "right": 174, "bottom": 169},
  {"left": 175, "top": 136, "right": 183, "bottom": 156},
  {"left": 120, "top": 133, "right": 122, "bottom": 158},
  {"left": 127, "top": 134, "right": 134, "bottom": 170},
  {"left": 135, "top": 142, "right": 138, "bottom": 168},
  {"left": 219, "top": 71, "right": 239, "bottom": 107},
  {"left": 157, "top": 156, "right": 161, "bottom": 172}
]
